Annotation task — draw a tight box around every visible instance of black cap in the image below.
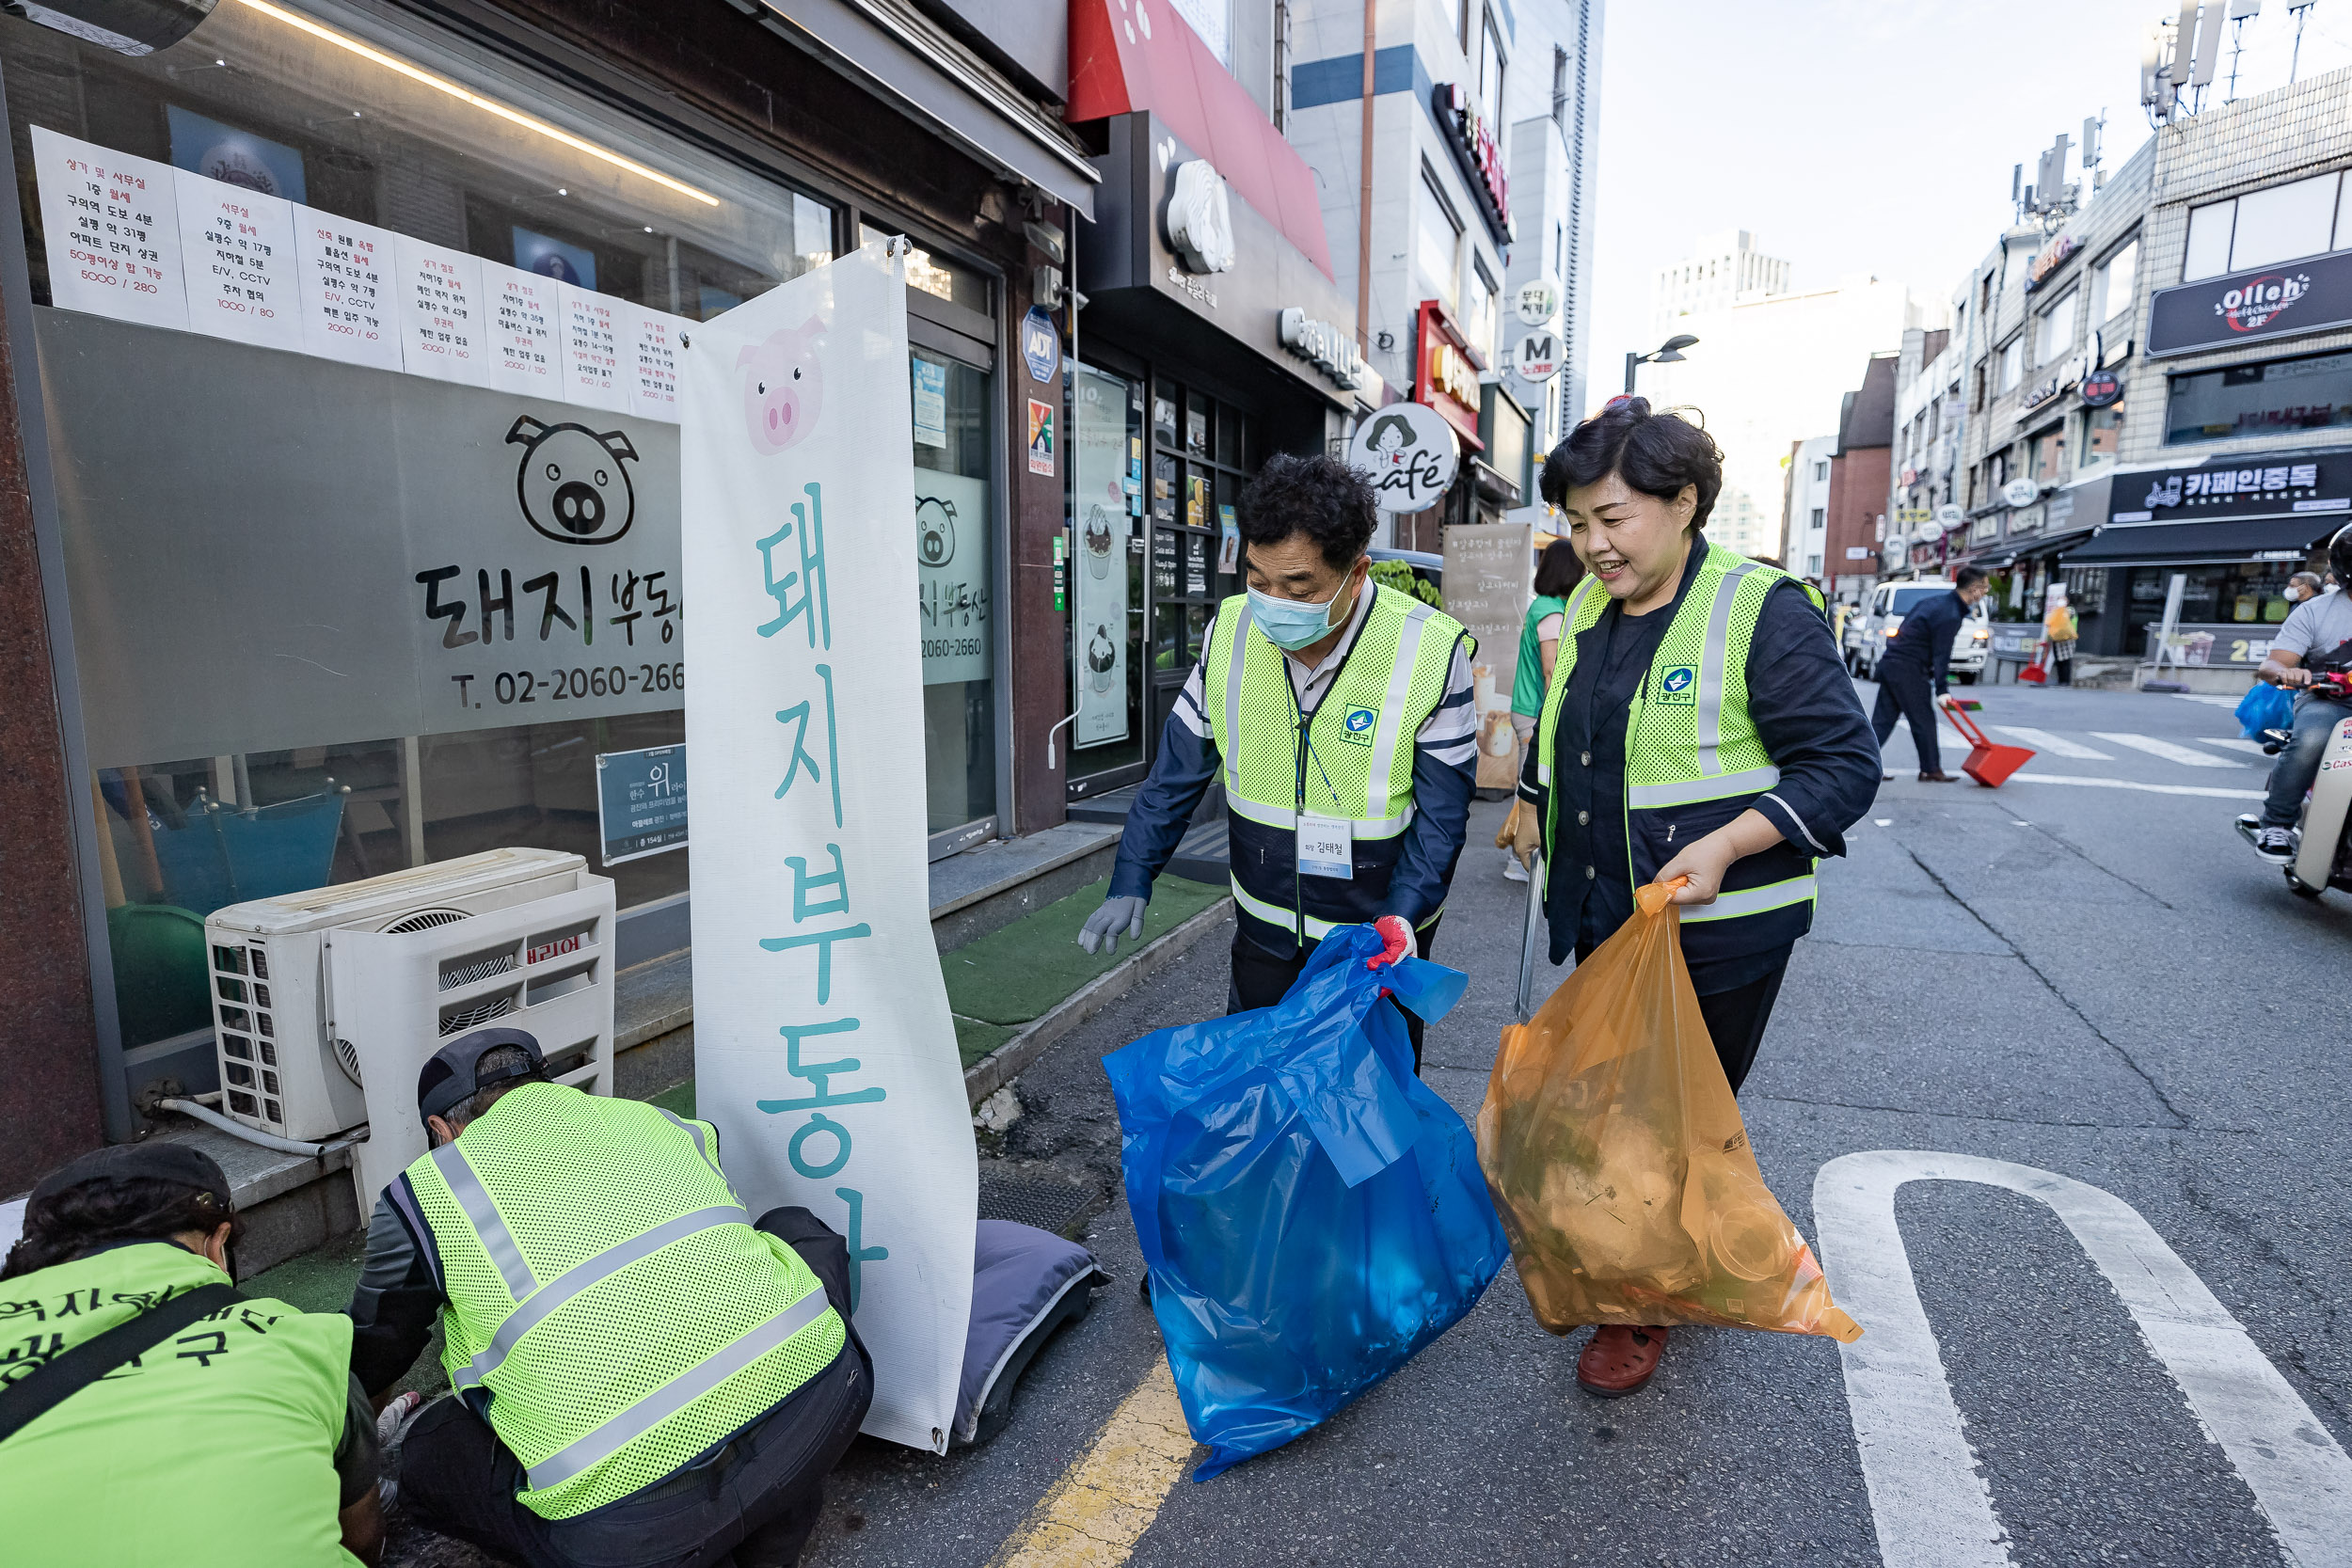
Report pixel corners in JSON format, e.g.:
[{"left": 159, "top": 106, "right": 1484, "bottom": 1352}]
[
  {"left": 418, "top": 1028, "right": 547, "bottom": 1123},
  {"left": 31, "top": 1143, "right": 233, "bottom": 1214}
]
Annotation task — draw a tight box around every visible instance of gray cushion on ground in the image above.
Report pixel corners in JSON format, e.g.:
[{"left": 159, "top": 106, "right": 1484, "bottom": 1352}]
[{"left": 956, "top": 1219, "right": 1104, "bottom": 1444}]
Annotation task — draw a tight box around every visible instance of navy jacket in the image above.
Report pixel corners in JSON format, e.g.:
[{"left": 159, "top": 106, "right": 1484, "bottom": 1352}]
[{"left": 1881, "top": 589, "right": 1965, "bottom": 694}]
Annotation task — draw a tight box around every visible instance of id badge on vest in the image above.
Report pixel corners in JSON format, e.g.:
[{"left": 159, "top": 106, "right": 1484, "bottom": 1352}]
[{"left": 1297, "top": 814, "right": 1355, "bottom": 879}]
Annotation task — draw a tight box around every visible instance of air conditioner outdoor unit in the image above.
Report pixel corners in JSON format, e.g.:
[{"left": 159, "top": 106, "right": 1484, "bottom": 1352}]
[{"left": 202, "top": 847, "right": 618, "bottom": 1208}]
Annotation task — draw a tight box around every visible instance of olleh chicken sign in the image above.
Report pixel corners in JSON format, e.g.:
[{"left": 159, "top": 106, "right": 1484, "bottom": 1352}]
[{"left": 2147, "top": 249, "right": 2352, "bottom": 356}]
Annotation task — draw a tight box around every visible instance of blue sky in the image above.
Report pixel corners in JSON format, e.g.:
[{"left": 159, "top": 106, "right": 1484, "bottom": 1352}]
[{"left": 1581, "top": 0, "right": 2352, "bottom": 417}]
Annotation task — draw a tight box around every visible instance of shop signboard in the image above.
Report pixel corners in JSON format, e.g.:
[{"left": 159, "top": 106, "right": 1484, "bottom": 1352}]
[
  {"left": 2140, "top": 623, "right": 2277, "bottom": 667},
  {"left": 681, "top": 240, "right": 976, "bottom": 1456},
  {"left": 1440, "top": 524, "right": 1534, "bottom": 788},
  {"left": 1071, "top": 364, "right": 1131, "bottom": 746},
  {"left": 2146, "top": 249, "right": 2352, "bottom": 357},
  {"left": 914, "top": 470, "right": 991, "bottom": 686},
  {"left": 1348, "top": 400, "right": 1459, "bottom": 514},
  {"left": 1414, "top": 298, "right": 1485, "bottom": 447},
  {"left": 595, "top": 744, "right": 688, "bottom": 864},
  {"left": 1430, "top": 83, "right": 1512, "bottom": 241},
  {"left": 2108, "top": 449, "right": 2349, "bottom": 523},
  {"left": 1515, "top": 277, "right": 1560, "bottom": 325},
  {"left": 1514, "top": 327, "right": 1561, "bottom": 387}
]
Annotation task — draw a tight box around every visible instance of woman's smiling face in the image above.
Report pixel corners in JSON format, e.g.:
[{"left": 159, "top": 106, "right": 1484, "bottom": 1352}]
[{"left": 1560, "top": 472, "right": 1698, "bottom": 614}]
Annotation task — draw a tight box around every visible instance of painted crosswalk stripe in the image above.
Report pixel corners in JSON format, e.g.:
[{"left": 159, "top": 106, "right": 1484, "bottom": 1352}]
[
  {"left": 2090, "top": 731, "right": 2245, "bottom": 768},
  {"left": 2168, "top": 692, "right": 2242, "bottom": 708},
  {"left": 2010, "top": 771, "right": 2263, "bottom": 800},
  {"left": 1988, "top": 725, "right": 2111, "bottom": 760},
  {"left": 987, "top": 1358, "right": 1194, "bottom": 1567},
  {"left": 2197, "top": 736, "right": 2270, "bottom": 755}
]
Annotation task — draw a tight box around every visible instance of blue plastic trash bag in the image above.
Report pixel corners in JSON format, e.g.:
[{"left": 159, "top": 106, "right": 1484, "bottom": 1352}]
[
  {"left": 2237, "top": 680, "right": 2294, "bottom": 740},
  {"left": 1104, "top": 923, "right": 1507, "bottom": 1480}
]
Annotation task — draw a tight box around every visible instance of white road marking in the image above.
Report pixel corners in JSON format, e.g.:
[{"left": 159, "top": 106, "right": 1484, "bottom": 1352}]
[
  {"left": 2198, "top": 736, "right": 2271, "bottom": 755},
  {"left": 2169, "top": 693, "right": 2244, "bottom": 708},
  {"left": 1988, "top": 725, "right": 2112, "bottom": 759},
  {"left": 2010, "top": 772, "right": 2264, "bottom": 800},
  {"left": 2091, "top": 731, "right": 2246, "bottom": 768},
  {"left": 1815, "top": 1151, "right": 2352, "bottom": 1568}
]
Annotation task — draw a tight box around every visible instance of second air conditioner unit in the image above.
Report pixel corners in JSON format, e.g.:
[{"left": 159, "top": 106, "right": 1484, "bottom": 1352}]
[{"left": 203, "top": 847, "right": 618, "bottom": 1208}]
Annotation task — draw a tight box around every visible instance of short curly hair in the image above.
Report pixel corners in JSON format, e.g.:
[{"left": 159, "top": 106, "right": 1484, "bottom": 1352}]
[
  {"left": 1540, "top": 397, "right": 1723, "bottom": 529},
  {"left": 1235, "top": 451, "right": 1377, "bottom": 571}
]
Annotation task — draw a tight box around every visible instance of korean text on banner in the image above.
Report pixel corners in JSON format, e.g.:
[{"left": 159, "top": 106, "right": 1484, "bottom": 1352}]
[{"left": 680, "top": 240, "right": 977, "bottom": 1455}]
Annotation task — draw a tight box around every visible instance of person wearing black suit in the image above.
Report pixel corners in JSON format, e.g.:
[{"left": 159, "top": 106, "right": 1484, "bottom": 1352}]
[{"left": 1871, "top": 566, "right": 1989, "bottom": 782}]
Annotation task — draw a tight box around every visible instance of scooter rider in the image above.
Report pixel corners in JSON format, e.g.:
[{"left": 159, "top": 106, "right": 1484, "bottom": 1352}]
[{"left": 2247, "top": 524, "right": 2352, "bottom": 863}]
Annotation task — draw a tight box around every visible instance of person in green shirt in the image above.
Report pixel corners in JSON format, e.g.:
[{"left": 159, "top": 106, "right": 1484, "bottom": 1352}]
[
  {"left": 0, "top": 1143, "right": 383, "bottom": 1567},
  {"left": 1502, "top": 540, "right": 1584, "bottom": 882}
]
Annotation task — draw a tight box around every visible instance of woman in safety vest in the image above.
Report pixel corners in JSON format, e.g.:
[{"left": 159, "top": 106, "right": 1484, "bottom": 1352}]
[
  {"left": 1510, "top": 397, "right": 1879, "bottom": 1398},
  {"left": 1501, "top": 540, "right": 1585, "bottom": 883},
  {"left": 0, "top": 1144, "right": 383, "bottom": 1566}
]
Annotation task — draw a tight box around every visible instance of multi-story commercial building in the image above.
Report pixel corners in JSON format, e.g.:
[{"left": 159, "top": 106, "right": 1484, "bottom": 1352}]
[
  {"left": 1945, "top": 62, "right": 2352, "bottom": 679},
  {"left": 1826, "top": 356, "right": 1898, "bottom": 589},
  {"left": 1283, "top": 0, "right": 1603, "bottom": 536},
  {"left": 1637, "top": 273, "right": 1933, "bottom": 560},
  {"left": 1883, "top": 325, "right": 1958, "bottom": 570},
  {"left": 1783, "top": 435, "right": 1838, "bottom": 583},
  {"left": 1653, "top": 229, "right": 1791, "bottom": 337}
]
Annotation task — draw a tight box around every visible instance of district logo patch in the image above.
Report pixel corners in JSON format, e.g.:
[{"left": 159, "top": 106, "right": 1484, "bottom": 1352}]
[
  {"left": 1656, "top": 665, "right": 1699, "bottom": 705},
  {"left": 1338, "top": 705, "right": 1378, "bottom": 745}
]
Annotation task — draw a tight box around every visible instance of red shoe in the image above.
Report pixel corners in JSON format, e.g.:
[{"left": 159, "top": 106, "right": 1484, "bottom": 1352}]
[{"left": 1576, "top": 1324, "right": 1668, "bottom": 1398}]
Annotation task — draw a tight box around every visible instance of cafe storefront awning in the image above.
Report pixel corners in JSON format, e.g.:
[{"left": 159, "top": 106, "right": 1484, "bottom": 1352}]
[{"left": 2064, "top": 515, "right": 2340, "bottom": 567}]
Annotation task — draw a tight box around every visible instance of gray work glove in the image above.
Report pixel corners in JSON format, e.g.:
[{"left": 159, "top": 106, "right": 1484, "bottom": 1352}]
[{"left": 1078, "top": 894, "right": 1148, "bottom": 956}]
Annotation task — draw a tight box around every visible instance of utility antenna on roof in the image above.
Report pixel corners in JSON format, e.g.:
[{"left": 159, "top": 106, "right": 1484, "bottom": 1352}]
[
  {"left": 2288, "top": 0, "right": 2317, "bottom": 83},
  {"left": 2224, "top": 0, "right": 2262, "bottom": 100}
]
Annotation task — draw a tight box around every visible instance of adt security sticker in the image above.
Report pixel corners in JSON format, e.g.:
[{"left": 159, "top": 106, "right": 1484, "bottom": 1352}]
[
  {"left": 1021, "top": 306, "right": 1060, "bottom": 383},
  {"left": 1339, "top": 705, "right": 1378, "bottom": 745},
  {"left": 1656, "top": 665, "right": 1698, "bottom": 705}
]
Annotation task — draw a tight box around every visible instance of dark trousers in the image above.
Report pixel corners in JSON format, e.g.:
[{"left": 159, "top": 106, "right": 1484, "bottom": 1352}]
[
  {"left": 2262, "top": 695, "right": 2352, "bottom": 829},
  {"left": 2050, "top": 639, "right": 2074, "bottom": 685},
  {"left": 1870, "top": 657, "right": 1943, "bottom": 775},
  {"left": 1229, "top": 919, "right": 1440, "bottom": 1071},
  {"left": 399, "top": 1208, "right": 872, "bottom": 1568}
]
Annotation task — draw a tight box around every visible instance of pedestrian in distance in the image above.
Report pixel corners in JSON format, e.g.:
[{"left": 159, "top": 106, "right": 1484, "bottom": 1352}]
[
  {"left": 2285, "top": 570, "right": 2325, "bottom": 606},
  {"left": 1501, "top": 539, "right": 1585, "bottom": 883},
  {"left": 2245, "top": 525, "right": 2352, "bottom": 863},
  {"left": 346, "top": 1028, "right": 871, "bottom": 1568},
  {"left": 0, "top": 1145, "right": 385, "bottom": 1567},
  {"left": 1869, "top": 565, "right": 1990, "bottom": 781},
  {"left": 1509, "top": 396, "right": 1879, "bottom": 1397},
  {"left": 2043, "top": 583, "right": 2079, "bottom": 687},
  {"left": 1077, "top": 451, "right": 1478, "bottom": 1072}
]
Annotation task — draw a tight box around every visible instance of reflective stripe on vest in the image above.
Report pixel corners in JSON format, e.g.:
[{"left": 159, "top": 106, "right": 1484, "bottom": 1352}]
[
  {"left": 1679, "top": 872, "right": 1819, "bottom": 923},
  {"left": 525, "top": 1286, "right": 834, "bottom": 1492},
  {"left": 450, "top": 1203, "right": 749, "bottom": 1391},
  {"left": 431, "top": 1142, "right": 536, "bottom": 1298},
  {"left": 1230, "top": 874, "right": 1339, "bottom": 940},
  {"left": 1695, "top": 558, "right": 1764, "bottom": 784}
]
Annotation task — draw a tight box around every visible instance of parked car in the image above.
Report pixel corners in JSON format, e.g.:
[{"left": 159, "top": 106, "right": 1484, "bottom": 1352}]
[{"left": 1845, "top": 579, "right": 1990, "bottom": 684}]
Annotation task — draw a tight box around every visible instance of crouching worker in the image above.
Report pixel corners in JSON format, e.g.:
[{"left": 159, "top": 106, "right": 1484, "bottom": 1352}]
[
  {"left": 0, "top": 1145, "right": 383, "bottom": 1567},
  {"left": 348, "top": 1028, "right": 870, "bottom": 1568}
]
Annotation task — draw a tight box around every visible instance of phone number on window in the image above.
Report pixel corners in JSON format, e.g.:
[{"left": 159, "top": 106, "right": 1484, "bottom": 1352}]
[{"left": 453, "top": 663, "right": 685, "bottom": 709}]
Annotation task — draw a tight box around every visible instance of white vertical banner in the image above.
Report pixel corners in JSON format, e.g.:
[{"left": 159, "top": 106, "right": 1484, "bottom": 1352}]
[{"left": 681, "top": 239, "right": 975, "bottom": 1454}]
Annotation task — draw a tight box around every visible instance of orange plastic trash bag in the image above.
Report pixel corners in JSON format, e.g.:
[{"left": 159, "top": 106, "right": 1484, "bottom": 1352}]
[{"left": 1474, "top": 880, "right": 1861, "bottom": 1343}]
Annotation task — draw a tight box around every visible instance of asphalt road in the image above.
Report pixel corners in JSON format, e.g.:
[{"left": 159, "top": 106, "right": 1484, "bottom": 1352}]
[{"left": 797, "top": 679, "right": 2351, "bottom": 1568}]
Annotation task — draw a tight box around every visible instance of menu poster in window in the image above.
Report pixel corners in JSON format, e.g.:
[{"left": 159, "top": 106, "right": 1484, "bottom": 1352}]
[
  {"left": 479, "top": 261, "right": 559, "bottom": 393},
  {"left": 393, "top": 234, "right": 486, "bottom": 385},
  {"left": 1152, "top": 528, "right": 1180, "bottom": 597},
  {"left": 1072, "top": 365, "right": 1129, "bottom": 746},
  {"left": 626, "top": 306, "right": 682, "bottom": 422},
  {"left": 1184, "top": 532, "right": 1209, "bottom": 597},
  {"left": 171, "top": 171, "right": 300, "bottom": 353},
  {"left": 295, "top": 213, "right": 400, "bottom": 371},
  {"left": 911, "top": 356, "right": 947, "bottom": 448},
  {"left": 558, "top": 280, "right": 626, "bottom": 411},
  {"left": 914, "top": 468, "right": 992, "bottom": 686},
  {"left": 30, "top": 126, "right": 187, "bottom": 331},
  {"left": 1440, "top": 522, "right": 1535, "bottom": 788},
  {"left": 596, "top": 744, "right": 689, "bottom": 864},
  {"left": 1216, "top": 504, "right": 1241, "bottom": 574}
]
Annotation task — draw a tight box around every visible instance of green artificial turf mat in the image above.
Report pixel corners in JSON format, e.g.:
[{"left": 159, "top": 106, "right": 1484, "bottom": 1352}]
[
  {"left": 954, "top": 1015, "right": 1018, "bottom": 1069},
  {"left": 648, "top": 1079, "right": 695, "bottom": 1119},
  {"left": 940, "top": 875, "right": 1226, "bottom": 1027}
]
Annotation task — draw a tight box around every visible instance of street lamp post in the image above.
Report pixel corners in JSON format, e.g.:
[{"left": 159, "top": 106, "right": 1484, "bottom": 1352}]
[{"left": 1623, "top": 333, "right": 1699, "bottom": 396}]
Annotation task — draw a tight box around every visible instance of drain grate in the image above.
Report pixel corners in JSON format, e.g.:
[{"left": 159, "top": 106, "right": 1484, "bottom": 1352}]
[{"left": 977, "top": 1164, "right": 1100, "bottom": 1240}]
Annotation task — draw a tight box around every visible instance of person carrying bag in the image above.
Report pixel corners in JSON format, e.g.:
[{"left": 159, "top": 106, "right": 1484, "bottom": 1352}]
[{"left": 2043, "top": 586, "right": 2079, "bottom": 687}]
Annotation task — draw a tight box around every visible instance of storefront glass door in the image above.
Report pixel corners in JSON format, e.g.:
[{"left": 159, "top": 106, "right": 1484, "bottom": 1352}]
[
  {"left": 1146, "top": 379, "right": 1256, "bottom": 748},
  {"left": 1068, "top": 363, "right": 1147, "bottom": 786},
  {"left": 912, "top": 347, "right": 998, "bottom": 839}
]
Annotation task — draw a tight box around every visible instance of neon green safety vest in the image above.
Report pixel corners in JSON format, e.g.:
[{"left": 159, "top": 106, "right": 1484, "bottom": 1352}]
[
  {"left": 1201, "top": 579, "right": 1470, "bottom": 948},
  {"left": 0, "top": 1242, "right": 360, "bottom": 1567},
  {"left": 403, "top": 1083, "right": 846, "bottom": 1518},
  {"left": 1535, "top": 542, "right": 1826, "bottom": 942}
]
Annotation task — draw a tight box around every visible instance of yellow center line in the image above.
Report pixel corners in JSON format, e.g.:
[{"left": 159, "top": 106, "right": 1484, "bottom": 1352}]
[{"left": 985, "top": 1358, "right": 1195, "bottom": 1567}]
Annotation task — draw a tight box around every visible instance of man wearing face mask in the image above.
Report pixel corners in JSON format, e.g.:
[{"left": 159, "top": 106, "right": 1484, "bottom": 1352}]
[{"left": 1077, "top": 452, "right": 1477, "bottom": 1069}]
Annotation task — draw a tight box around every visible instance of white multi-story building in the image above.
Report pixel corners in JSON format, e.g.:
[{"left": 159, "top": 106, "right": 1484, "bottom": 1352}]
[
  {"left": 1281, "top": 0, "right": 1603, "bottom": 525},
  {"left": 1783, "top": 434, "right": 1838, "bottom": 581},
  {"left": 1637, "top": 275, "right": 1937, "bottom": 560},
  {"left": 1653, "top": 230, "right": 1792, "bottom": 337}
]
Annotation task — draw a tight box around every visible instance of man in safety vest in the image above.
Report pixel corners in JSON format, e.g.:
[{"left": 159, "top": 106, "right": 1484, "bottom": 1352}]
[
  {"left": 1077, "top": 452, "right": 1478, "bottom": 1069},
  {"left": 1, "top": 1144, "right": 384, "bottom": 1566},
  {"left": 346, "top": 1028, "right": 869, "bottom": 1568}
]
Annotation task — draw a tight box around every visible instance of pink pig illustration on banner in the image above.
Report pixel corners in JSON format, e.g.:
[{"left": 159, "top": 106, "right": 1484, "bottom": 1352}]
[{"left": 738, "top": 315, "right": 825, "bottom": 453}]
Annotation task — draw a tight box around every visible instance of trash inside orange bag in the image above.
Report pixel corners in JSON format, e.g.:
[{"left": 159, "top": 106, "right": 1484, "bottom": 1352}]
[{"left": 1474, "top": 881, "right": 1861, "bottom": 1343}]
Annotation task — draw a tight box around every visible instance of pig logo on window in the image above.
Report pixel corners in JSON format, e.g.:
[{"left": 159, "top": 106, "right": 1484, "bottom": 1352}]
[
  {"left": 738, "top": 315, "right": 825, "bottom": 454},
  {"left": 507, "top": 416, "right": 640, "bottom": 546}
]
